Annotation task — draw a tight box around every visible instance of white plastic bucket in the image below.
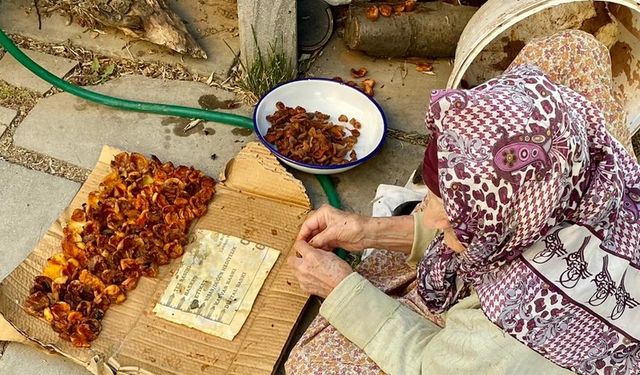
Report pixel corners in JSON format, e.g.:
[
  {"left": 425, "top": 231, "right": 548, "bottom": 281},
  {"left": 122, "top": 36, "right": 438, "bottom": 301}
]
[{"left": 447, "top": 0, "right": 640, "bottom": 135}]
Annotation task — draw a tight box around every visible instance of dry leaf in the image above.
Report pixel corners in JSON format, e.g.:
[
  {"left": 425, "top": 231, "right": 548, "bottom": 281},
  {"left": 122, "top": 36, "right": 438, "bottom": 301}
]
[
  {"left": 361, "top": 79, "right": 375, "bottom": 97},
  {"left": 350, "top": 67, "right": 368, "bottom": 79},
  {"left": 416, "top": 63, "right": 434, "bottom": 73},
  {"left": 184, "top": 119, "right": 203, "bottom": 132}
]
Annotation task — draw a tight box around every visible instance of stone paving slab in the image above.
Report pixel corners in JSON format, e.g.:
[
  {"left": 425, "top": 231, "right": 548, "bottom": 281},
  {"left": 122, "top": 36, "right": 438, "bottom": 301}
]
[
  {"left": 0, "top": 342, "right": 89, "bottom": 375},
  {"left": 0, "top": 0, "right": 239, "bottom": 79},
  {"left": 307, "top": 36, "right": 452, "bottom": 134},
  {"left": 14, "top": 75, "right": 254, "bottom": 179},
  {"left": 0, "top": 161, "right": 79, "bottom": 281},
  {"left": 0, "top": 49, "right": 78, "bottom": 93},
  {"left": 0, "top": 106, "right": 16, "bottom": 125},
  {"left": 0, "top": 106, "right": 16, "bottom": 137}
]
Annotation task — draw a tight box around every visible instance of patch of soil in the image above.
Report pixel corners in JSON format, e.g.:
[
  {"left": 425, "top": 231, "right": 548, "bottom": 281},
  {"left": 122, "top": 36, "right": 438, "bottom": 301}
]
[{"left": 198, "top": 94, "right": 239, "bottom": 110}]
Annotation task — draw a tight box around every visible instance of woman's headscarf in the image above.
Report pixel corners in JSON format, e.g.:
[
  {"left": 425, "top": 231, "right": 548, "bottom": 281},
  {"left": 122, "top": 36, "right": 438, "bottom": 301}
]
[{"left": 417, "top": 65, "right": 640, "bottom": 374}]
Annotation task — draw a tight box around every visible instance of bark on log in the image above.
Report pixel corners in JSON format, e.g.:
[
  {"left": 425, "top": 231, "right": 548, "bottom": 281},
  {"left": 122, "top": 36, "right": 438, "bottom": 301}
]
[{"left": 344, "top": 2, "right": 478, "bottom": 58}]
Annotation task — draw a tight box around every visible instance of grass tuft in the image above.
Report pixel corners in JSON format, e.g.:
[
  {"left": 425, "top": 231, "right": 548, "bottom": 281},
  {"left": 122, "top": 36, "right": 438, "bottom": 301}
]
[{"left": 228, "top": 30, "right": 296, "bottom": 104}]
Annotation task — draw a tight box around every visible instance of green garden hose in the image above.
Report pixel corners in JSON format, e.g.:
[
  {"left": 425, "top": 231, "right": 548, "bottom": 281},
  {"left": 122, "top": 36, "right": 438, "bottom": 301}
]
[
  {"left": 0, "top": 30, "right": 254, "bottom": 129},
  {"left": 0, "top": 28, "right": 348, "bottom": 260}
]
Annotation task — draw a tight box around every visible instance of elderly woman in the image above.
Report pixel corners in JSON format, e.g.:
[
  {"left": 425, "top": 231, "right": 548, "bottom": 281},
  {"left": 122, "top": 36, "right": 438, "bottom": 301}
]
[{"left": 286, "top": 30, "right": 640, "bottom": 375}]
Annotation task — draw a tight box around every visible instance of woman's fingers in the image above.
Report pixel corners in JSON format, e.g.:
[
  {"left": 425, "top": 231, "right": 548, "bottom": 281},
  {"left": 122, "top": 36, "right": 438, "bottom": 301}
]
[
  {"left": 293, "top": 240, "right": 315, "bottom": 258},
  {"left": 296, "top": 210, "right": 327, "bottom": 241},
  {"left": 287, "top": 254, "right": 302, "bottom": 269},
  {"left": 308, "top": 228, "right": 335, "bottom": 250},
  {"left": 296, "top": 204, "right": 340, "bottom": 241},
  {"left": 287, "top": 241, "right": 352, "bottom": 298},
  {"left": 293, "top": 241, "right": 317, "bottom": 260}
]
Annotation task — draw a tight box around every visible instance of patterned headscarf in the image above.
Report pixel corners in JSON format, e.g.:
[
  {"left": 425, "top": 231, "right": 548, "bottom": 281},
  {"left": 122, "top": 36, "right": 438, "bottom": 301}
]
[{"left": 417, "top": 65, "right": 640, "bottom": 374}]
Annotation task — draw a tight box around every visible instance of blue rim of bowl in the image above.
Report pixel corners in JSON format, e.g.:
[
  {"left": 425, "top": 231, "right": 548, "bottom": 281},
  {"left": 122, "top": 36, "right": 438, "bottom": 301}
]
[{"left": 252, "top": 77, "right": 388, "bottom": 170}]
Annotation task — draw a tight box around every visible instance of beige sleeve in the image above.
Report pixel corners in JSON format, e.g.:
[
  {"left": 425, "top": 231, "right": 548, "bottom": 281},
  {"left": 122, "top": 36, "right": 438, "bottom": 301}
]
[
  {"left": 406, "top": 212, "right": 438, "bottom": 267},
  {"left": 320, "top": 274, "right": 573, "bottom": 375},
  {"left": 320, "top": 272, "right": 441, "bottom": 375}
]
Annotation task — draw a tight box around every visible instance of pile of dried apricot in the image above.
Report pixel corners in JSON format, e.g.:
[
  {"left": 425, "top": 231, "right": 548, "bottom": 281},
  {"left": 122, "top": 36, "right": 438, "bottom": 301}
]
[
  {"left": 25, "top": 152, "right": 215, "bottom": 347},
  {"left": 265, "top": 102, "right": 361, "bottom": 165}
]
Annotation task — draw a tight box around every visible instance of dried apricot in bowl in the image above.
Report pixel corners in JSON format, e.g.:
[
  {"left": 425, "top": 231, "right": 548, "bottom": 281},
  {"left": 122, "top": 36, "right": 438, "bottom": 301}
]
[
  {"left": 265, "top": 103, "right": 361, "bottom": 165},
  {"left": 253, "top": 79, "right": 387, "bottom": 174}
]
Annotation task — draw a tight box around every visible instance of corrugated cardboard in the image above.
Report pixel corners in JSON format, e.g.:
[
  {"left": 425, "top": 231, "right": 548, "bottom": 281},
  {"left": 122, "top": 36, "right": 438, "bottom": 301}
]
[{"left": 0, "top": 143, "right": 311, "bottom": 374}]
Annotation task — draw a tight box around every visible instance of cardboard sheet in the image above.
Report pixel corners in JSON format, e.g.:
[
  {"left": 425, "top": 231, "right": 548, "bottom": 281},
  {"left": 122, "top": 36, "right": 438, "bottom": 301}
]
[
  {"left": 153, "top": 230, "right": 280, "bottom": 341},
  {"left": 0, "top": 143, "right": 312, "bottom": 375}
]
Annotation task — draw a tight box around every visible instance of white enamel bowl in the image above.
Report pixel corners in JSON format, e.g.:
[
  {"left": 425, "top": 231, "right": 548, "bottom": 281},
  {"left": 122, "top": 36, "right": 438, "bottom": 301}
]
[{"left": 253, "top": 79, "right": 387, "bottom": 174}]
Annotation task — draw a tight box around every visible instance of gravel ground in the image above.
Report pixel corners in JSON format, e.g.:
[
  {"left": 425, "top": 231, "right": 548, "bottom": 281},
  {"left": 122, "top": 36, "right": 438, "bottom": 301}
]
[
  {"left": 7, "top": 34, "right": 238, "bottom": 90},
  {"left": 386, "top": 128, "right": 429, "bottom": 146},
  {"left": 0, "top": 80, "right": 90, "bottom": 182},
  {"left": 0, "top": 144, "right": 90, "bottom": 182}
]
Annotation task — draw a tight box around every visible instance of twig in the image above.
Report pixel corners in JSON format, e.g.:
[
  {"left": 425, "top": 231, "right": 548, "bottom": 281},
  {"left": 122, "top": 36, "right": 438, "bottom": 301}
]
[
  {"left": 34, "top": 0, "right": 43, "bottom": 30},
  {"left": 124, "top": 44, "right": 134, "bottom": 59},
  {"left": 400, "top": 60, "right": 408, "bottom": 85},
  {"left": 44, "top": 3, "right": 60, "bottom": 12}
]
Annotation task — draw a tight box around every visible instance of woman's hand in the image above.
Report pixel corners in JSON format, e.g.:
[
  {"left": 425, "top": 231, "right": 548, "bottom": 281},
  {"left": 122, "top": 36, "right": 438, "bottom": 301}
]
[
  {"left": 287, "top": 240, "right": 353, "bottom": 298},
  {"left": 297, "top": 205, "right": 369, "bottom": 252},
  {"left": 297, "top": 205, "right": 416, "bottom": 255}
]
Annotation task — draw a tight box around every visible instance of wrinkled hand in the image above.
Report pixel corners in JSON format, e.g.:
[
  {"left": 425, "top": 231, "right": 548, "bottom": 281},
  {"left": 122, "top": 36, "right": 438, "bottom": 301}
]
[
  {"left": 287, "top": 240, "right": 353, "bottom": 298},
  {"left": 297, "top": 205, "right": 368, "bottom": 252}
]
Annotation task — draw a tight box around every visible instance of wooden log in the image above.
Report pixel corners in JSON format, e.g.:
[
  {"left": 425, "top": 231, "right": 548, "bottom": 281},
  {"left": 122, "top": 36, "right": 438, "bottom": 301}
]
[
  {"left": 237, "top": 0, "right": 297, "bottom": 73},
  {"left": 344, "top": 1, "right": 478, "bottom": 58},
  {"left": 44, "top": 0, "right": 207, "bottom": 59}
]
